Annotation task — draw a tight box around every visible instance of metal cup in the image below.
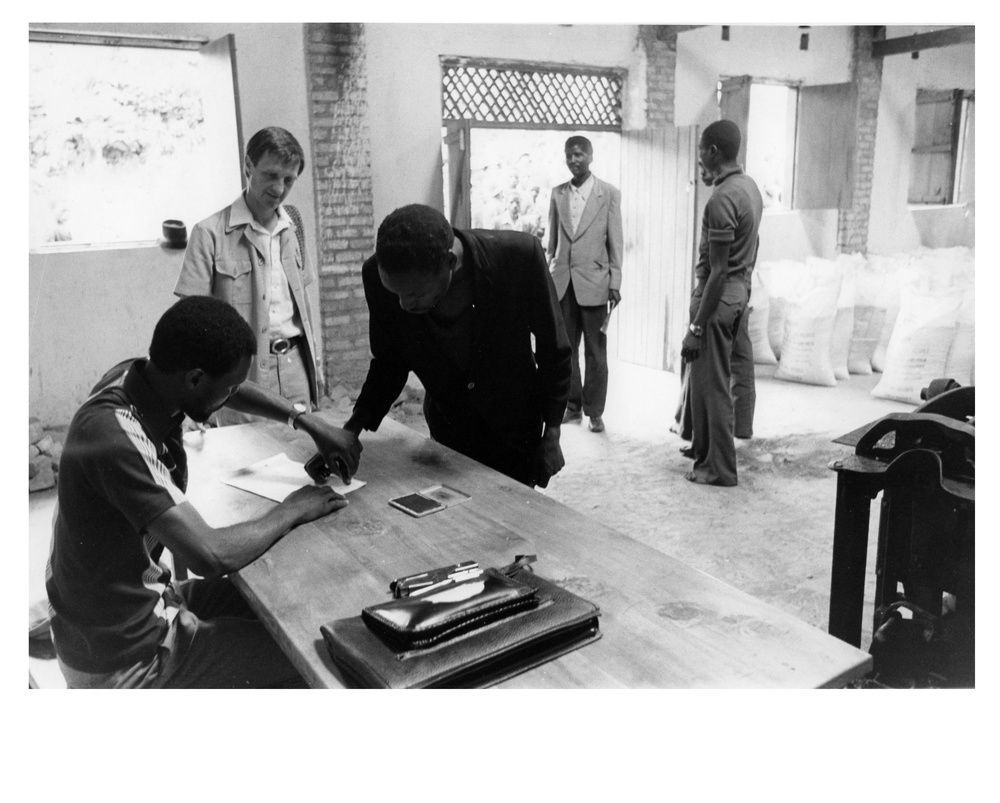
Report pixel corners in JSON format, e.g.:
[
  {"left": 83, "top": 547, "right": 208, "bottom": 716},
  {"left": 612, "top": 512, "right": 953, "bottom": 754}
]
[{"left": 162, "top": 219, "right": 187, "bottom": 248}]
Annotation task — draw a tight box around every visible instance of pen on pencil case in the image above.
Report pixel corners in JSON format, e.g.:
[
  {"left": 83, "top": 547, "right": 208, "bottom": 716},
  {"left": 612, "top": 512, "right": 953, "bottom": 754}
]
[
  {"left": 405, "top": 561, "right": 476, "bottom": 584},
  {"left": 447, "top": 567, "right": 484, "bottom": 582},
  {"left": 410, "top": 568, "right": 485, "bottom": 596},
  {"left": 409, "top": 577, "right": 458, "bottom": 597},
  {"left": 392, "top": 560, "right": 480, "bottom": 596},
  {"left": 397, "top": 567, "right": 473, "bottom": 594}
]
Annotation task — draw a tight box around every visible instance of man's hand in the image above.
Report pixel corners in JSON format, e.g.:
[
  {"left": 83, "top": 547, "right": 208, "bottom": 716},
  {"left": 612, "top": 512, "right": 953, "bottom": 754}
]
[
  {"left": 533, "top": 426, "right": 565, "bottom": 488},
  {"left": 680, "top": 330, "right": 702, "bottom": 362},
  {"left": 282, "top": 485, "right": 348, "bottom": 525},
  {"left": 296, "top": 414, "right": 362, "bottom": 484},
  {"left": 609, "top": 289, "right": 622, "bottom": 310}
]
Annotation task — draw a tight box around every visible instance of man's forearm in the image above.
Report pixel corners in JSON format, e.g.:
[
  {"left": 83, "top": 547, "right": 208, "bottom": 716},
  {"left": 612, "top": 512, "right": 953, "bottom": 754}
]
[
  {"left": 226, "top": 382, "right": 362, "bottom": 482},
  {"left": 208, "top": 505, "right": 309, "bottom": 574},
  {"left": 227, "top": 381, "right": 299, "bottom": 422},
  {"left": 343, "top": 408, "right": 372, "bottom": 436},
  {"left": 692, "top": 269, "right": 727, "bottom": 329},
  {"left": 151, "top": 489, "right": 346, "bottom": 579},
  {"left": 692, "top": 241, "right": 731, "bottom": 328}
]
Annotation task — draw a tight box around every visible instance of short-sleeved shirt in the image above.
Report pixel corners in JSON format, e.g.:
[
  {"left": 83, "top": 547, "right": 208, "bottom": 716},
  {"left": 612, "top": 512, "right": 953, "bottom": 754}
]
[
  {"left": 45, "top": 359, "right": 188, "bottom": 673},
  {"left": 694, "top": 166, "right": 763, "bottom": 281}
]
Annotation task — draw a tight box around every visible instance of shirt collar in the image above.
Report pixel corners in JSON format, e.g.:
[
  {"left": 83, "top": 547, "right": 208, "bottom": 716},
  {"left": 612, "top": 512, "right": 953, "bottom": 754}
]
[
  {"left": 228, "top": 194, "right": 291, "bottom": 234},
  {"left": 571, "top": 174, "right": 595, "bottom": 195},
  {"left": 122, "top": 359, "right": 184, "bottom": 444},
  {"left": 713, "top": 165, "right": 744, "bottom": 185}
]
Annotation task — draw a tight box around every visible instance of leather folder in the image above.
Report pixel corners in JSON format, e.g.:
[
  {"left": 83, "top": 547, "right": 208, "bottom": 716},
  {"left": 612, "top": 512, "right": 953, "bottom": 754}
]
[{"left": 320, "top": 565, "right": 601, "bottom": 689}]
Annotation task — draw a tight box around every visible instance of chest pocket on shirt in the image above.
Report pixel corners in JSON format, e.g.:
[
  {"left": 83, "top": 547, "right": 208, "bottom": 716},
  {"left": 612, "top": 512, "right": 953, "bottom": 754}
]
[
  {"left": 293, "top": 248, "right": 313, "bottom": 289},
  {"left": 213, "top": 258, "right": 253, "bottom": 312}
]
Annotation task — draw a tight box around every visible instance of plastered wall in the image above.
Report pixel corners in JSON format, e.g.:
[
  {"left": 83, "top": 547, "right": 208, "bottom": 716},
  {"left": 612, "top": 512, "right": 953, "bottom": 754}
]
[
  {"left": 29, "top": 22, "right": 317, "bottom": 424},
  {"left": 364, "top": 23, "right": 641, "bottom": 226}
]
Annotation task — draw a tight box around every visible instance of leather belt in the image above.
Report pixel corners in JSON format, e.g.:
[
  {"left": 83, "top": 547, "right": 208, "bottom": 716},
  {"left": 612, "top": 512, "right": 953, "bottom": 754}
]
[{"left": 270, "top": 335, "right": 302, "bottom": 355}]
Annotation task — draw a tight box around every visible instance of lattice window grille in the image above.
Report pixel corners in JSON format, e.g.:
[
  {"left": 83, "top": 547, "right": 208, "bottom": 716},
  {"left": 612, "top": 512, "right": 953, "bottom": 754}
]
[{"left": 442, "top": 64, "right": 622, "bottom": 128}]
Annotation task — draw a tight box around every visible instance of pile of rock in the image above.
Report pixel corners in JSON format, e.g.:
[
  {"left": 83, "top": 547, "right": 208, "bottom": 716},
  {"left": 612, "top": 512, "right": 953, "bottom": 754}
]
[{"left": 29, "top": 419, "right": 64, "bottom": 493}]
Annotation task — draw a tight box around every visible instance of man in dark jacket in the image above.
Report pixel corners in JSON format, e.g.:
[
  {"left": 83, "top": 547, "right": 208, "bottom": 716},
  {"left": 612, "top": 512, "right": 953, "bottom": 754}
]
[{"left": 345, "top": 204, "right": 572, "bottom": 487}]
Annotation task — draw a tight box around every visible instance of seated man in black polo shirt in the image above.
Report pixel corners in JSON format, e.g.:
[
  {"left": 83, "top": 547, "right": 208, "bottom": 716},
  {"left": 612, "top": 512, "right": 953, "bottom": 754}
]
[{"left": 46, "top": 296, "right": 360, "bottom": 688}]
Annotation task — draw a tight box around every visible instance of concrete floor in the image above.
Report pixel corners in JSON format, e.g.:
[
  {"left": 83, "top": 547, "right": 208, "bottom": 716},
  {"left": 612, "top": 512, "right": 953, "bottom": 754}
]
[
  {"left": 27, "top": 357, "right": 913, "bottom": 659},
  {"left": 540, "top": 359, "right": 912, "bottom": 648}
]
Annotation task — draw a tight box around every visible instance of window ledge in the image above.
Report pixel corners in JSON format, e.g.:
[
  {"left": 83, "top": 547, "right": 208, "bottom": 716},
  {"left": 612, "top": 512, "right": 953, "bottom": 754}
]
[
  {"left": 30, "top": 240, "right": 176, "bottom": 255},
  {"left": 908, "top": 203, "right": 974, "bottom": 212}
]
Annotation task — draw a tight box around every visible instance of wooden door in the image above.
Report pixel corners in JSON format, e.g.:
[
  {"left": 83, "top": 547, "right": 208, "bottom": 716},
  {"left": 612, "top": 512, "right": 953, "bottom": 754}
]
[{"left": 615, "top": 126, "right": 697, "bottom": 373}]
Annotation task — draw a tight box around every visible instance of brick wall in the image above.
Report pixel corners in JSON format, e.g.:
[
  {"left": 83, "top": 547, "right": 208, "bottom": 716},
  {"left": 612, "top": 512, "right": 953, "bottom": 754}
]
[
  {"left": 837, "top": 26, "right": 885, "bottom": 254},
  {"left": 304, "top": 23, "right": 375, "bottom": 394},
  {"left": 638, "top": 26, "right": 677, "bottom": 127}
]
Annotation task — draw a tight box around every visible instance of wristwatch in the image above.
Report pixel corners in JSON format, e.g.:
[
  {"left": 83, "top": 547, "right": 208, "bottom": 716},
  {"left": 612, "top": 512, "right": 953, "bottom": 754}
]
[
  {"left": 689, "top": 323, "right": 704, "bottom": 337},
  {"left": 288, "top": 402, "right": 308, "bottom": 429}
]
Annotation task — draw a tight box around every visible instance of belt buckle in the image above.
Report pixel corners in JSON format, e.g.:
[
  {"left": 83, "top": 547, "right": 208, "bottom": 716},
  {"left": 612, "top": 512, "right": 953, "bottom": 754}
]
[{"left": 271, "top": 337, "right": 291, "bottom": 355}]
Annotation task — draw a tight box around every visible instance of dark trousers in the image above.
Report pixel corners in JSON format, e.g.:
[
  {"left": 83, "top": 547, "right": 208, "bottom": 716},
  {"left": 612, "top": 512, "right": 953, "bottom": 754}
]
[
  {"left": 560, "top": 284, "right": 608, "bottom": 418},
  {"left": 57, "top": 577, "right": 306, "bottom": 689},
  {"left": 423, "top": 394, "right": 539, "bottom": 487},
  {"left": 675, "top": 283, "right": 755, "bottom": 441},
  {"left": 730, "top": 293, "right": 756, "bottom": 439},
  {"left": 688, "top": 276, "right": 748, "bottom": 486}
]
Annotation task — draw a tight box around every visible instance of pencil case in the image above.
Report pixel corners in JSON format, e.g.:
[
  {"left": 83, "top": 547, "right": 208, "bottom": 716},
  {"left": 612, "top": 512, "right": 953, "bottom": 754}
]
[
  {"left": 361, "top": 568, "right": 539, "bottom": 651},
  {"left": 320, "top": 556, "right": 602, "bottom": 689}
]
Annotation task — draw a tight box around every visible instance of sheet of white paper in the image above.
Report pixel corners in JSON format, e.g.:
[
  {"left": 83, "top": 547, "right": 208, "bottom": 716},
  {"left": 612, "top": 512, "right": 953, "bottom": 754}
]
[{"left": 223, "top": 452, "right": 366, "bottom": 503}]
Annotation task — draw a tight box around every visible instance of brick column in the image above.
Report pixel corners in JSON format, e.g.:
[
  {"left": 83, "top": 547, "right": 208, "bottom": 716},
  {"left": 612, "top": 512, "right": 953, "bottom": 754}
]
[
  {"left": 304, "top": 23, "right": 375, "bottom": 394},
  {"left": 837, "top": 25, "right": 884, "bottom": 254},
  {"left": 638, "top": 25, "right": 677, "bottom": 127}
]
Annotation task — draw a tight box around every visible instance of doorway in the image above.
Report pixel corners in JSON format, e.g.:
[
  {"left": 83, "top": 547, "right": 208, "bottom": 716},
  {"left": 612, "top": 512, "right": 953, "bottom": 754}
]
[{"left": 465, "top": 128, "right": 621, "bottom": 252}]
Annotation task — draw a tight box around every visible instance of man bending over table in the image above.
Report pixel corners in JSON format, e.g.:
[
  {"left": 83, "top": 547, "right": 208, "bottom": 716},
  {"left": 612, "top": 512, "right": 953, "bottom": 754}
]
[
  {"left": 45, "top": 296, "right": 360, "bottom": 688},
  {"left": 345, "top": 204, "right": 572, "bottom": 488}
]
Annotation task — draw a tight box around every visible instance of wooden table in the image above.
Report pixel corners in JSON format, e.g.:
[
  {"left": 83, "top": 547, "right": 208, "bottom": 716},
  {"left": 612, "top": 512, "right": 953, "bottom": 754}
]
[{"left": 184, "top": 415, "right": 872, "bottom": 688}]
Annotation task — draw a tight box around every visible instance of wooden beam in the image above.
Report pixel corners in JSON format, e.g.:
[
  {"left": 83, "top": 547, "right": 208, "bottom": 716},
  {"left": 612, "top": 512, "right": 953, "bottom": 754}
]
[
  {"left": 654, "top": 25, "right": 705, "bottom": 40},
  {"left": 872, "top": 26, "right": 974, "bottom": 58}
]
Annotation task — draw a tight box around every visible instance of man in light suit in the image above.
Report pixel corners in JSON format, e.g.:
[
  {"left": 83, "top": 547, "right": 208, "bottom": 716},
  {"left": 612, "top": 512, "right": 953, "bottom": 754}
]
[{"left": 547, "top": 135, "right": 624, "bottom": 433}]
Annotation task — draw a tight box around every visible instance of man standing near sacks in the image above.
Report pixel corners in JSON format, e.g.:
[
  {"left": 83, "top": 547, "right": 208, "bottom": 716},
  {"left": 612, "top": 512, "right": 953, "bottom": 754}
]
[
  {"left": 680, "top": 120, "right": 763, "bottom": 486},
  {"left": 547, "top": 136, "right": 623, "bottom": 434}
]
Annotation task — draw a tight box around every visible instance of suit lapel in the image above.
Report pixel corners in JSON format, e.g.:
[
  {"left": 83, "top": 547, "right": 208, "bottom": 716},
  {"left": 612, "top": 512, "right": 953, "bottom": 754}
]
[
  {"left": 572, "top": 178, "right": 605, "bottom": 241},
  {"left": 555, "top": 184, "right": 574, "bottom": 240}
]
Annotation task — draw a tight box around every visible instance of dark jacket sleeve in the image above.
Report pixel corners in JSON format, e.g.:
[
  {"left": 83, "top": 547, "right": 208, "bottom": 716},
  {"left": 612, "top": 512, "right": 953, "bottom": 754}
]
[
  {"left": 525, "top": 237, "right": 572, "bottom": 426},
  {"left": 351, "top": 256, "right": 410, "bottom": 431}
]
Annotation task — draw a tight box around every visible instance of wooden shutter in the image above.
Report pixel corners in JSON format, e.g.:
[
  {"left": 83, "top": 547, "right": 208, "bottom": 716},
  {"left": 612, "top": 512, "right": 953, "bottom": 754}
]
[
  {"left": 794, "top": 82, "right": 857, "bottom": 209},
  {"left": 908, "top": 89, "right": 961, "bottom": 204},
  {"left": 719, "top": 75, "right": 751, "bottom": 167},
  {"left": 616, "top": 126, "right": 698, "bottom": 373},
  {"left": 201, "top": 35, "right": 243, "bottom": 192},
  {"left": 441, "top": 120, "right": 471, "bottom": 228}
]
